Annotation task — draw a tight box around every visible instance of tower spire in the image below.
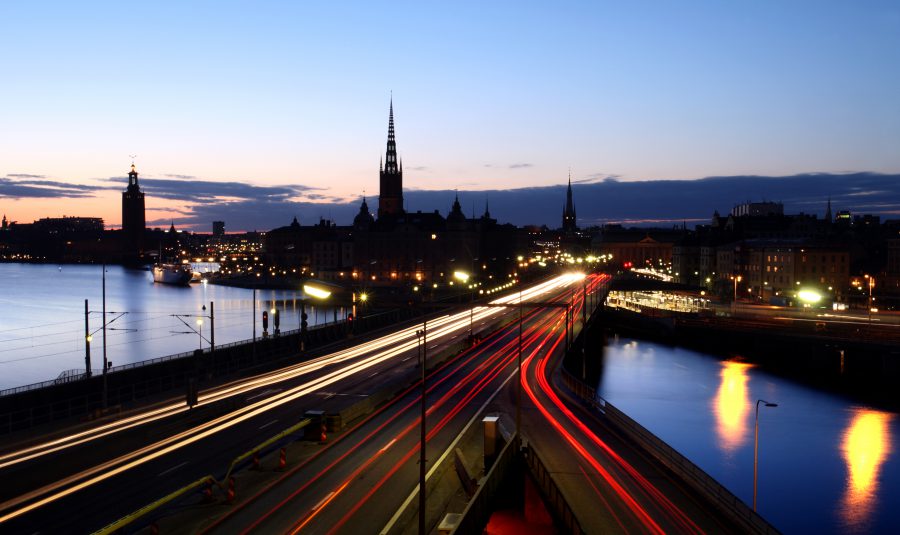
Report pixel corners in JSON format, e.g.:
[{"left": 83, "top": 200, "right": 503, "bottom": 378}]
[
  {"left": 378, "top": 97, "right": 404, "bottom": 218},
  {"left": 562, "top": 170, "right": 577, "bottom": 233}
]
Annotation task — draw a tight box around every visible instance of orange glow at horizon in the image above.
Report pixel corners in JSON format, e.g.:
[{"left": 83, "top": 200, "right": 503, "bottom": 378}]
[
  {"left": 4, "top": 190, "right": 192, "bottom": 229},
  {"left": 713, "top": 360, "right": 754, "bottom": 454},
  {"left": 840, "top": 408, "right": 892, "bottom": 530}
]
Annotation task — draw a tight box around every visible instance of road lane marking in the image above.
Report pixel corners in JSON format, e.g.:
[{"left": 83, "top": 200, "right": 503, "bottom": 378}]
[
  {"left": 258, "top": 419, "right": 279, "bottom": 430},
  {"left": 380, "top": 366, "right": 518, "bottom": 534},
  {"left": 246, "top": 388, "right": 283, "bottom": 402},
  {"left": 157, "top": 461, "right": 189, "bottom": 478}
]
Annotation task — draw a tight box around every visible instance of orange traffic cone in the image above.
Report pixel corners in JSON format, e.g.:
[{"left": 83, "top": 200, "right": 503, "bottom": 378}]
[
  {"left": 226, "top": 477, "right": 235, "bottom": 504},
  {"left": 319, "top": 423, "right": 327, "bottom": 444},
  {"left": 277, "top": 447, "right": 287, "bottom": 471}
]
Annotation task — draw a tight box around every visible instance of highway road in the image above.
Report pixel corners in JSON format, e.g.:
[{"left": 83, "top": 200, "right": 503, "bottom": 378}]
[
  {"left": 0, "top": 274, "right": 580, "bottom": 533},
  {"left": 196, "top": 275, "right": 588, "bottom": 534},
  {"left": 518, "top": 278, "right": 744, "bottom": 534}
]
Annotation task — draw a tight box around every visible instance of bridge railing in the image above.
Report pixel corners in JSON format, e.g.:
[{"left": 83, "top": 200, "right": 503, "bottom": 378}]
[{"left": 523, "top": 441, "right": 586, "bottom": 535}]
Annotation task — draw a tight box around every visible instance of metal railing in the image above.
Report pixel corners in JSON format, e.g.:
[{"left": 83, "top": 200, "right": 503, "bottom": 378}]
[{"left": 0, "top": 310, "right": 371, "bottom": 398}]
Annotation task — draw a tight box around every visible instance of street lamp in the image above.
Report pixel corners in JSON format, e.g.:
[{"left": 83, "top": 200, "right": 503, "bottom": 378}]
[
  {"left": 454, "top": 271, "right": 474, "bottom": 341},
  {"left": 754, "top": 399, "right": 778, "bottom": 512},
  {"left": 864, "top": 275, "right": 875, "bottom": 324},
  {"left": 300, "top": 282, "right": 333, "bottom": 349}
]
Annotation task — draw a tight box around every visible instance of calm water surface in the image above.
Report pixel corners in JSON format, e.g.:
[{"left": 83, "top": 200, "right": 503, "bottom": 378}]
[
  {"left": 597, "top": 337, "right": 899, "bottom": 534},
  {"left": 0, "top": 263, "right": 346, "bottom": 389}
]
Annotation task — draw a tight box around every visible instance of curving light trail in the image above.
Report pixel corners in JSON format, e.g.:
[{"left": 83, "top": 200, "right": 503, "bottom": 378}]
[{"left": 0, "top": 274, "right": 582, "bottom": 525}]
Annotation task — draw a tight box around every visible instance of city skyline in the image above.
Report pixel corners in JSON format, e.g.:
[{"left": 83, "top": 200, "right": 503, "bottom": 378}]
[{"left": 2, "top": 1, "right": 899, "bottom": 229}]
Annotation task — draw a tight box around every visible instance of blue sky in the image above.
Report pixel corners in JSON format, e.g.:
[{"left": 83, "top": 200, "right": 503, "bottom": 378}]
[{"left": 1, "top": 1, "right": 898, "bottom": 229}]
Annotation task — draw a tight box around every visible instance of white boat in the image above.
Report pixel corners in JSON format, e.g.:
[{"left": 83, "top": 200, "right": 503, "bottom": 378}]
[{"left": 153, "top": 263, "right": 193, "bottom": 285}]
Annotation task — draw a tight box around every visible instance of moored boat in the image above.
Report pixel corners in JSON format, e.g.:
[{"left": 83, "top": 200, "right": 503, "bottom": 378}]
[{"left": 152, "top": 263, "right": 192, "bottom": 285}]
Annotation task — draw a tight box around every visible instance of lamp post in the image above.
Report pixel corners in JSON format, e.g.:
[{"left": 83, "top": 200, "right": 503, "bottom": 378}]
[
  {"left": 416, "top": 323, "right": 427, "bottom": 535},
  {"left": 865, "top": 275, "right": 875, "bottom": 324},
  {"left": 516, "top": 287, "right": 523, "bottom": 437},
  {"left": 102, "top": 263, "right": 108, "bottom": 408},
  {"left": 454, "top": 271, "right": 473, "bottom": 341},
  {"left": 754, "top": 399, "right": 778, "bottom": 512},
  {"left": 84, "top": 299, "right": 91, "bottom": 377},
  {"left": 301, "top": 282, "right": 332, "bottom": 349},
  {"left": 731, "top": 274, "right": 742, "bottom": 313}
]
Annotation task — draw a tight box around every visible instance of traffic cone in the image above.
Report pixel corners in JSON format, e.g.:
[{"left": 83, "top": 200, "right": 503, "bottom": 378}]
[
  {"left": 226, "top": 477, "right": 235, "bottom": 504},
  {"left": 319, "top": 423, "right": 327, "bottom": 444},
  {"left": 277, "top": 447, "right": 287, "bottom": 471}
]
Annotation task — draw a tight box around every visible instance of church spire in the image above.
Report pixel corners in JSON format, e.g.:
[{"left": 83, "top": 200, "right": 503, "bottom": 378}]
[
  {"left": 377, "top": 97, "right": 404, "bottom": 218},
  {"left": 825, "top": 196, "right": 833, "bottom": 223},
  {"left": 562, "top": 170, "right": 577, "bottom": 233},
  {"left": 384, "top": 98, "right": 398, "bottom": 174}
]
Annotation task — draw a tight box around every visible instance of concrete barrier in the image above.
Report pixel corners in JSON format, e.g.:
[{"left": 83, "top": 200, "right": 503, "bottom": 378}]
[{"left": 450, "top": 434, "right": 519, "bottom": 535}]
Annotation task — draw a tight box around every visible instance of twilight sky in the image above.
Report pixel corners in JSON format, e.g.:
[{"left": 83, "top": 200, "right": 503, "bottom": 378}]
[{"left": 1, "top": 1, "right": 899, "bottom": 230}]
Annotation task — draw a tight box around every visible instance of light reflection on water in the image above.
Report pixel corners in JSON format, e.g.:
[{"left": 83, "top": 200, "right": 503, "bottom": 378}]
[
  {"left": 597, "top": 337, "right": 900, "bottom": 534},
  {"left": 841, "top": 408, "right": 892, "bottom": 532},
  {"left": 714, "top": 361, "right": 753, "bottom": 454}
]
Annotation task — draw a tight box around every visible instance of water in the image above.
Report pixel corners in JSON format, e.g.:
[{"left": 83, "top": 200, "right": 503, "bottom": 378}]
[
  {"left": 596, "top": 337, "right": 900, "bottom": 534},
  {"left": 0, "top": 263, "right": 347, "bottom": 390}
]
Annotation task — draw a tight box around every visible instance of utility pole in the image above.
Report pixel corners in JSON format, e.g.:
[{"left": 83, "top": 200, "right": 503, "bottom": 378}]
[
  {"left": 102, "top": 264, "right": 108, "bottom": 409},
  {"left": 84, "top": 299, "right": 91, "bottom": 377},
  {"left": 418, "top": 321, "right": 428, "bottom": 535},
  {"left": 209, "top": 301, "right": 215, "bottom": 373},
  {"left": 582, "top": 282, "right": 587, "bottom": 326},
  {"left": 516, "top": 288, "right": 523, "bottom": 436}
]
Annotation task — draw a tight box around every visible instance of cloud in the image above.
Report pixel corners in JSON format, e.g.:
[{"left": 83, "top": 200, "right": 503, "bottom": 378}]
[
  {"left": 6, "top": 173, "right": 46, "bottom": 179},
  {"left": 579, "top": 172, "right": 621, "bottom": 184},
  {"left": 0, "top": 176, "right": 108, "bottom": 199},
  {"left": 508, "top": 163, "right": 532, "bottom": 169},
  {"left": 406, "top": 166, "right": 428, "bottom": 171},
  {"left": 395, "top": 172, "right": 900, "bottom": 230},
  {"left": 105, "top": 176, "right": 323, "bottom": 205},
  {"left": 163, "top": 173, "right": 196, "bottom": 180}
]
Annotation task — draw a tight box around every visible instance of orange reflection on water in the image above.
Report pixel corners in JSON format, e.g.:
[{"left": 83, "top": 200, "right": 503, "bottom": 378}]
[
  {"left": 841, "top": 408, "right": 892, "bottom": 530},
  {"left": 713, "top": 361, "right": 754, "bottom": 454}
]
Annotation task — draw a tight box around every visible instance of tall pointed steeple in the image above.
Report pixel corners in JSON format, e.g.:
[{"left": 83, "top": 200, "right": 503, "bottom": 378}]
[
  {"left": 562, "top": 170, "right": 577, "bottom": 233},
  {"left": 825, "top": 196, "right": 833, "bottom": 223},
  {"left": 378, "top": 97, "right": 404, "bottom": 218}
]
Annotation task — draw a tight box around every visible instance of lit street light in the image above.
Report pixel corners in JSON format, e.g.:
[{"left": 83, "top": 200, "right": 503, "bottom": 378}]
[
  {"left": 299, "top": 281, "right": 333, "bottom": 350},
  {"left": 754, "top": 398, "right": 778, "bottom": 512},
  {"left": 454, "top": 271, "right": 475, "bottom": 341},
  {"left": 864, "top": 275, "right": 875, "bottom": 324}
]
